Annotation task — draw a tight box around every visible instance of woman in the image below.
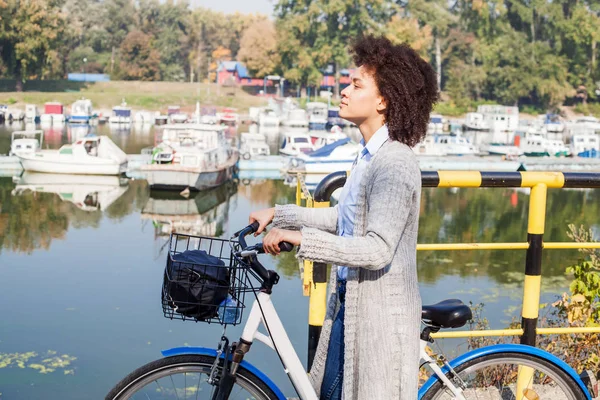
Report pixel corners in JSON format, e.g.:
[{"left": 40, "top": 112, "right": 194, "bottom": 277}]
[{"left": 249, "top": 36, "right": 439, "bottom": 399}]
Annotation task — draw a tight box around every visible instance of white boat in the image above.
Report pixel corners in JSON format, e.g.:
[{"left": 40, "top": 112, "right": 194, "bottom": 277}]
[
  {"left": 40, "top": 102, "right": 66, "bottom": 125},
  {"left": 258, "top": 108, "right": 280, "bottom": 128},
  {"left": 239, "top": 132, "right": 270, "bottom": 160},
  {"left": 25, "top": 104, "right": 39, "bottom": 122},
  {"left": 70, "top": 99, "right": 93, "bottom": 123},
  {"left": 17, "top": 135, "right": 128, "bottom": 175},
  {"left": 519, "top": 132, "right": 569, "bottom": 157},
  {"left": 306, "top": 102, "right": 328, "bottom": 130},
  {"left": 464, "top": 112, "right": 488, "bottom": 131},
  {"left": 5, "top": 107, "right": 25, "bottom": 121},
  {"left": 413, "top": 134, "right": 479, "bottom": 156},
  {"left": 570, "top": 132, "right": 600, "bottom": 158},
  {"left": 288, "top": 137, "right": 361, "bottom": 174},
  {"left": 428, "top": 114, "right": 444, "bottom": 133},
  {"left": 12, "top": 172, "right": 128, "bottom": 211},
  {"left": 310, "top": 129, "right": 348, "bottom": 149},
  {"left": 477, "top": 104, "right": 519, "bottom": 132},
  {"left": 480, "top": 143, "right": 523, "bottom": 157},
  {"left": 569, "top": 116, "right": 600, "bottom": 135},
  {"left": 541, "top": 114, "right": 565, "bottom": 134},
  {"left": 217, "top": 108, "right": 239, "bottom": 126},
  {"left": 110, "top": 102, "right": 132, "bottom": 124},
  {"left": 280, "top": 131, "right": 315, "bottom": 156},
  {"left": 167, "top": 106, "right": 188, "bottom": 124},
  {"left": 134, "top": 110, "right": 157, "bottom": 125},
  {"left": 282, "top": 109, "right": 309, "bottom": 128},
  {"left": 141, "top": 125, "right": 238, "bottom": 191},
  {"left": 9, "top": 130, "right": 43, "bottom": 156}
]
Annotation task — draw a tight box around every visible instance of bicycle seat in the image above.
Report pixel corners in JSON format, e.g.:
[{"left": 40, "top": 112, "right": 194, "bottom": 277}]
[{"left": 421, "top": 299, "right": 472, "bottom": 329}]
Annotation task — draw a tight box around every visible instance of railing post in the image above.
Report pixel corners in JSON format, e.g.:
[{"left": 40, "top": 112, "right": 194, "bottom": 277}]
[
  {"left": 517, "top": 182, "right": 547, "bottom": 399},
  {"left": 306, "top": 171, "right": 347, "bottom": 370}
]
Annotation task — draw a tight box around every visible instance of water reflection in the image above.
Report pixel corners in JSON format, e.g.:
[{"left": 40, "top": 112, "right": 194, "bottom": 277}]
[
  {"left": 12, "top": 172, "right": 129, "bottom": 212},
  {"left": 141, "top": 181, "right": 237, "bottom": 240}
]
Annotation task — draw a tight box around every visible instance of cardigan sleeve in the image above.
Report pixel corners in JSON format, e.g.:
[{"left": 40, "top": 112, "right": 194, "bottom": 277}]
[
  {"left": 272, "top": 203, "right": 339, "bottom": 234},
  {"left": 296, "top": 155, "right": 418, "bottom": 270}
]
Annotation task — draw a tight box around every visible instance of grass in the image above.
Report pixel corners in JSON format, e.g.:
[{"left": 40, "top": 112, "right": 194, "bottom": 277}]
[{"left": 0, "top": 80, "right": 269, "bottom": 113}]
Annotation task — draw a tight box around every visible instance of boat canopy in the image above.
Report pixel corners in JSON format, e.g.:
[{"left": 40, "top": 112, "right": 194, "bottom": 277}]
[{"left": 309, "top": 137, "right": 351, "bottom": 157}]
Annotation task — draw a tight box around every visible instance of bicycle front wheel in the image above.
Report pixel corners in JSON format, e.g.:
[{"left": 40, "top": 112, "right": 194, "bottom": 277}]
[
  {"left": 106, "top": 354, "right": 280, "bottom": 400},
  {"left": 422, "top": 352, "right": 587, "bottom": 399}
]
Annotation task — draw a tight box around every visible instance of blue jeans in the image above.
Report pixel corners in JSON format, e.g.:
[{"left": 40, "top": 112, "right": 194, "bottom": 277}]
[{"left": 320, "top": 281, "right": 345, "bottom": 400}]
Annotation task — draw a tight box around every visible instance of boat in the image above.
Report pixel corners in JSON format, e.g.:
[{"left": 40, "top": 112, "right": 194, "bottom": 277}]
[
  {"left": 5, "top": 107, "right": 25, "bottom": 122},
  {"left": 428, "top": 114, "right": 444, "bottom": 133},
  {"left": 9, "top": 130, "right": 43, "bottom": 156},
  {"left": 279, "top": 131, "right": 315, "bottom": 156},
  {"left": 287, "top": 137, "right": 361, "bottom": 174},
  {"left": 309, "top": 128, "right": 348, "bottom": 148},
  {"left": 570, "top": 132, "right": 600, "bottom": 158},
  {"left": 140, "top": 124, "right": 238, "bottom": 191},
  {"left": 134, "top": 110, "right": 157, "bottom": 125},
  {"left": 155, "top": 115, "right": 168, "bottom": 125},
  {"left": 0, "top": 104, "right": 6, "bottom": 123},
  {"left": 239, "top": 132, "right": 270, "bottom": 160},
  {"left": 258, "top": 108, "right": 280, "bottom": 128},
  {"left": 477, "top": 104, "right": 519, "bottom": 132},
  {"left": 327, "top": 107, "right": 347, "bottom": 128},
  {"left": 519, "top": 132, "right": 570, "bottom": 157},
  {"left": 413, "top": 134, "right": 479, "bottom": 156},
  {"left": 17, "top": 135, "right": 128, "bottom": 175},
  {"left": 200, "top": 106, "right": 219, "bottom": 125},
  {"left": 25, "top": 104, "right": 39, "bottom": 123},
  {"left": 217, "top": 108, "right": 239, "bottom": 126},
  {"left": 568, "top": 116, "right": 600, "bottom": 135},
  {"left": 109, "top": 101, "right": 132, "bottom": 124},
  {"left": 541, "top": 113, "right": 565, "bottom": 134},
  {"left": 480, "top": 143, "right": 523, "bottom": 157},
  {"left": 70, "top": 99, "right": 94, "bottom": 123},
  {"left": 40, "top": 102, "right": 66, "bottom": 125},
  {"left": 463, "top": 112, "right": 488, "bottom": 131},
  {"left": 167, "top": 106, "right": 188, "bottom": 124},
  {"left": 282, "top": 109, "right": 309, "bottom": 128},
  {"left": 11, "top": 172, "right": 128, "bottom": 212},
  {"left": 306, "top": 102, "right": 328, "bottom": 130}
]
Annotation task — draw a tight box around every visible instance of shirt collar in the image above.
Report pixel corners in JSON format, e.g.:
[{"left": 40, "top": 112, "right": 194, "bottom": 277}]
[{"left": 360, "top": 124, "right": 389, "bottom": 156}]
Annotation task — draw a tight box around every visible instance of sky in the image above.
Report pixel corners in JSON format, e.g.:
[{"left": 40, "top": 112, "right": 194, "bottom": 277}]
[{"left": 190, "top": 0, "right": 274, "bottom": 15}]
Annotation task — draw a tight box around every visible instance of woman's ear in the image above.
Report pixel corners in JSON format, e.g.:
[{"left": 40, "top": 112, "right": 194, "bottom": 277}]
[{"left": 376, "top": 96, "right": 387, "bottom": 113}]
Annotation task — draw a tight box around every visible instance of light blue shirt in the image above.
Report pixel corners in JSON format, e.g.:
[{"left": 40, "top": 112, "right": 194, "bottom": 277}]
[{"left": 337, "top": 124, "right": 390, "bottom": 280}]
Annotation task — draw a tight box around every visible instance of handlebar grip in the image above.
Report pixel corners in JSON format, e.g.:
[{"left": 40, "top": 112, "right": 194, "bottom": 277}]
[
  {"left": 249, "top": 220, "right": 260, "bottom": 233},
  {"left": 279, "top": 241, "right": 294, "bottom": 252}
]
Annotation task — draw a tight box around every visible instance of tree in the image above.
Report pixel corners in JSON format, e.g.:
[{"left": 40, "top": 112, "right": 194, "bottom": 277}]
[
  {"left": 385, "top": 16, "right": 434, "bottom": 59},
  {"left": 0, "top": 0, "right": 67, "bottom": 90},
  {"left": 237, "top": 19, "right": 279, "bottom": 77},
  {"left": 118, "top": 30, "right": 160, "bottom": 81}
]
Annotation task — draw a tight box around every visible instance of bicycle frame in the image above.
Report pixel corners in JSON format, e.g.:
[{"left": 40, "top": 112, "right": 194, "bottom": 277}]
[{"left": 162, "top": 290, "right": 592, "bottom": 400}]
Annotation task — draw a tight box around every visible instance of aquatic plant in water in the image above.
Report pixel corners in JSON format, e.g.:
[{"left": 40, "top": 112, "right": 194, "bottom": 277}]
[{"left": 0, "top": 350, "right": 77, "bottom": 374}]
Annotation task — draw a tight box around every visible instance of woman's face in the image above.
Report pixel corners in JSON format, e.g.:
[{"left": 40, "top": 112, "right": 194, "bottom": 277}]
[{"left": 338, "top": 65, "right": 386, "bottom": 125}]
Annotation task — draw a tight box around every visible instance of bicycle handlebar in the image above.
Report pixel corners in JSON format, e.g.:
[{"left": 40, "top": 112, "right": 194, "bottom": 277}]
[{"left": 234, "top": 221, "right": 293, "bottom": 293}]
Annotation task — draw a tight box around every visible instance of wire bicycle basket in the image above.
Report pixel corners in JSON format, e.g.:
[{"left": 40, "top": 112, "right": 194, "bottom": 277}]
[{"left": 162, "top": 233, "right": 256, "bottom": 325}]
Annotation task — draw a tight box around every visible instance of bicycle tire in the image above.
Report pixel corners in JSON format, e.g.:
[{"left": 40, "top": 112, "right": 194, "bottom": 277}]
[
  {"left": 106, "top": 354, "right": 280, "bottom": 400},
  {"left": 421, "top": 351, "right": 587, "bottom": 400}
]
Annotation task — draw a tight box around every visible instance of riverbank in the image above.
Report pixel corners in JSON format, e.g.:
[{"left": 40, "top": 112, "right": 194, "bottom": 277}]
[{"left": 0, "top": 81, "right": 269, "bottom": 113}]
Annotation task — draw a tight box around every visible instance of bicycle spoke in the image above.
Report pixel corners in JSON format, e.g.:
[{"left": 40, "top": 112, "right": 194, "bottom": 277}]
[{"left": 170, "top": 375, "right": 180, "bottom": 400}]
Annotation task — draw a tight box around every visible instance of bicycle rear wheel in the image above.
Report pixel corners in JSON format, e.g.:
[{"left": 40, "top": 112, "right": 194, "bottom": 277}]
[
  {"left": 421, "top": 352, "right": 587, "bottom": 399},
  {"left": 106, "top": 354, "right": 280, "bottom": 400}
]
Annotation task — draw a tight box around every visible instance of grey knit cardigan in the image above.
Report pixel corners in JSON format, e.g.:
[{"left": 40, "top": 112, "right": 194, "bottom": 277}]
[{"left": 273, "top": 140, "right": 422, "bottom": 400}]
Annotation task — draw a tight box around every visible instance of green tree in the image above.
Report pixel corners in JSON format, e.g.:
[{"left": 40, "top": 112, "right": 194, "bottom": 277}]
[
  {"left": 237, "top": 19, "right": 280, "bottom": 77},
  {"left": 0, "top": 0, "right": 67, "bottom": 90},
  {"left": 118, "top": 30, "right": 160, "bottom": 81}
]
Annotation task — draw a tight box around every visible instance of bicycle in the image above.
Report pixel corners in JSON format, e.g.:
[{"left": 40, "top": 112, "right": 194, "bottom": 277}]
[{"left": 106, "top": 222, "right": 595, "bottom": 399}]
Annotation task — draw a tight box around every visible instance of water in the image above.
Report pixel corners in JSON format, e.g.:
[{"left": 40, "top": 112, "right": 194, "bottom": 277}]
[{"left": 0, "top": 123, "right": 598, "bottom": 398}]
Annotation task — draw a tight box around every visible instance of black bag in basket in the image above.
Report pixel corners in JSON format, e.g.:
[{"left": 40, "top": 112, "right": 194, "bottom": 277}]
[{"left": 164, "top": 249, "right": 230, "bottom": 320}]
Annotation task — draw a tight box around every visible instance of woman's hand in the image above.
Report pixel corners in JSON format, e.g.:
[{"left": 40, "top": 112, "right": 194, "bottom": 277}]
[
  {"left": 263, "top": 228, "right": 302, "bottom": 255},
  {"left": 249, "top": 207, "right": 275, "bottom": 236}
]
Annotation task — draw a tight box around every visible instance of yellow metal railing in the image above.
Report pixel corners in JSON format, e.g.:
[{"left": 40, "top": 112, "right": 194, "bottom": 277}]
[{"left": 296, "top": 171, "right": 600, "bottom": 341}]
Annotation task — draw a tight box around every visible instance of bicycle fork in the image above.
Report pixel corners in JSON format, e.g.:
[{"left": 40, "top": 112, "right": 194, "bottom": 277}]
[{"left": 210, "top": 336, "right": 253, "bottom": 400}]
